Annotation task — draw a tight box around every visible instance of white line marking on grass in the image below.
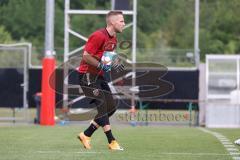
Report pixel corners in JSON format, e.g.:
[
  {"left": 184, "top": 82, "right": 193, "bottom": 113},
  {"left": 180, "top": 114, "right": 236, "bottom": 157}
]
[
  {"left": 223, "top": 142, "right": 233, "bottom": 145},
  {"left": 218, "top": 136, "right": 228, "bottom": 139},
  {"left": 230, "top": 153, "right": 240, "bottom": 155},
  {"left": 216, "top": 135, "right": 225, "bottom": 138},
  {"left": 198, "top": 128, "right": 240, "bottom": 160},
  {"left": 220, "top": 139, "right": 231, "bottom": 142},
  {"left": 227, "top": 148, "right": 239, "bottom": 151},
  {"left": 219, "top": 138, "right": 229, "bottom": 141},
  {"left": 224, "top": 145, "right": 236, "bottom": 148}
]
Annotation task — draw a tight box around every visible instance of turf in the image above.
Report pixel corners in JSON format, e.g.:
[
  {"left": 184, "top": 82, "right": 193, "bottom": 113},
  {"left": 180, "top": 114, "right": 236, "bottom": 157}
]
[{"left": 0, "top": 125, "right": 239, "bottom": 160}]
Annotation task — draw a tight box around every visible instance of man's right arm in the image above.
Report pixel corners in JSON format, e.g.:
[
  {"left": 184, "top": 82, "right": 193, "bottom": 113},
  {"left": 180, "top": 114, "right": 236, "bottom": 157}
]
[
  {"left": 82, "top": 51, "right": 99, "bottom": 67},
  {"left": 83, "top": 51, "right": 111, "bottom": 72}
]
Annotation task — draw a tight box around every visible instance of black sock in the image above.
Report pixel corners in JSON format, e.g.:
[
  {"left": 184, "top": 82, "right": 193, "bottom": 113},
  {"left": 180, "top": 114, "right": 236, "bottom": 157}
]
[
  {"left": 84, "top": 123, "right": 98, "bottom": 137},
  {"left": 105, "top": 130, "right": 115, "bottom": 143}
]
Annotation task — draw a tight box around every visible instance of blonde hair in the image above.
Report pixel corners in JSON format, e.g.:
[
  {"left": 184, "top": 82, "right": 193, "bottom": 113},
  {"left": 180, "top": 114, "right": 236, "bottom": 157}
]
[{"left": 106, "top": 10, "right": 123, "bottom": 24}]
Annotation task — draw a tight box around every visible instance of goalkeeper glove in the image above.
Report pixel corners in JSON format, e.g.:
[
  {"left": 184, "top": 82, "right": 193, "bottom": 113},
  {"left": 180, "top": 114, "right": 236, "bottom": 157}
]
[{"left": 97, "top": 62, "right": 111, "bottom": 72}]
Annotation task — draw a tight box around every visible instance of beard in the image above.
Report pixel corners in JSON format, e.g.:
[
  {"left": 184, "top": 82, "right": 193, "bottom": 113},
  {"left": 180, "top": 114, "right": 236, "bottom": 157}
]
[
  {"left": 113, "top": 25, "right": 123, "bottom": 33},
  {"left": 115, "top": 28, "right": 123, "bottom": 33}
]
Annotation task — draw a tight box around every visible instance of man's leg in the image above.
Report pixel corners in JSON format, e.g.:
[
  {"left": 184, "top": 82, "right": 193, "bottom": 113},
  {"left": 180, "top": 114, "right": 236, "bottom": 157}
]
[
  {"left": 77, "top": 74, "right": 102, "bottom": 149},
  {"left": 78, "top": 86, "right": 111, "bottom": 149},
  {"left": 94, "top": 114, "right": 123, "bottom": 151},
  {"left": 100, "top": 80, "right": 117, "bottom": 117},
  {"left": 83, "top": 120, "right": 100, "bottom": 137},
  {"left": 94, "top": 115, "right": 115, "bottom": 143},
  {"left": 77, "top": 120, "right": 99, "bottom": 149},
  {"left": 78, "top": 74, "right": 123, "bottom": 150},
  {"left": 99, "top": 81, "right": 123, "bottom": 150}
]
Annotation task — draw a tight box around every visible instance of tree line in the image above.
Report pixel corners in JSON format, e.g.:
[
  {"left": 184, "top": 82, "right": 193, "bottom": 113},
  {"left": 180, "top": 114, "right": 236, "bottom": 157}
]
[{"left": 0, "top": 0, "right": 240, "bottom": 64}]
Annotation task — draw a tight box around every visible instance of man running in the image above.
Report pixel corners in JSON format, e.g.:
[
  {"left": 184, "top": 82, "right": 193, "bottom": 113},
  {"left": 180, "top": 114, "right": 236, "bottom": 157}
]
[{"left": 77, "top": 10, "right": 125, "bottom": 151}]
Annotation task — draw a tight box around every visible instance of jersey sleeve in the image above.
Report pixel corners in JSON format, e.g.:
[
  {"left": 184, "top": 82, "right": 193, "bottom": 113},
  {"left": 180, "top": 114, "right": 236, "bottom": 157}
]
[{"left": 84, "top": 32, "right": 104, "bottom": 55}]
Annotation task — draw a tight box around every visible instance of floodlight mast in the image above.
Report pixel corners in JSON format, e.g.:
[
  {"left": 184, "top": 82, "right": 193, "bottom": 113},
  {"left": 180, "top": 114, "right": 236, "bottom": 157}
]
[
  {"left": 45, "top": 0, "right": 55, "bottom": 58},
  {"left": 194, "top": 0, "right": 200, "bottom": 68}
]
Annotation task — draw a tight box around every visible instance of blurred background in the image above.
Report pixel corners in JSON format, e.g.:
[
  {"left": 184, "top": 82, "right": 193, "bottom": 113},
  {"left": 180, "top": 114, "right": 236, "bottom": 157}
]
[{"left": 2, "top": 0, "right": 240, "bottom": 66}]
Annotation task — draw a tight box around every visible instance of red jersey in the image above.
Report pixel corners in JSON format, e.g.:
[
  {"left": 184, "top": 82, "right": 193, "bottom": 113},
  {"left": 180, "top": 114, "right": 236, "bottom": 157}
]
[{"left": 78, "top": 28, "right": 117, "bottom": 75}]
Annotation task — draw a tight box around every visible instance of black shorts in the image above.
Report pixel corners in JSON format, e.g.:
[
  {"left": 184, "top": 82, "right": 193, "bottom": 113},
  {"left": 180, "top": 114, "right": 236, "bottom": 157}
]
[{"left": 78, "top": 73, "right": 116, "bottom": 119}]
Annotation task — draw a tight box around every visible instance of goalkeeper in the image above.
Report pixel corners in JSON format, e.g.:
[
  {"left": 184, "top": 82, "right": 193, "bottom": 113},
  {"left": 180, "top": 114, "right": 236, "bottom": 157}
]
[{"left": 77, "top": 10, "right": 125, "bottom": 151}]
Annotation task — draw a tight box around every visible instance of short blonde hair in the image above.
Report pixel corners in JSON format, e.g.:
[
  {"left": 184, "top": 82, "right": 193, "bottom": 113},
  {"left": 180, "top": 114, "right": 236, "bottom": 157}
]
[{"left": 106, "top": 10, "right": 123, "bottom": 24}]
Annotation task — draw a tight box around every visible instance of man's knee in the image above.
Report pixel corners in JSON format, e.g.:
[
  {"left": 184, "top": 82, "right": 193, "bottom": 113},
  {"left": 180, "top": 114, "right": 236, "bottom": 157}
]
[
  {"left": 94, "top": 115, "right": 110, "bottom": 127},
  {"left": 90, "top": 120, "right": 100, "bottom": 128}
]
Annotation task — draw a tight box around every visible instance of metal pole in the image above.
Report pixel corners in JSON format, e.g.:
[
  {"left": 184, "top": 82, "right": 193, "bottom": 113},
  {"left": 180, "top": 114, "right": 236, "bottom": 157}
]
[
  {"left": 63, "top": 0, "right": 70, "bottom": 109},
  {"left": 45, "top": 0, "right": 55, "bottom": 57},
  {"left": 23, "top": 47, "right": 29, "bottom": 121},
  {"left": 111, "top": 0, "right": 115, "bottom": 10},
  {"left": 132, "top": 0, "right": 137, "bottom": 71},
  {"left": 194, "top": 0, "right": 200, "bottom": 68},
  {"left": 237, "top": 56, "right": 240, "bottom": 91},
  {"left": 40, "top": 0, "right": 56, "bottom": 125},
  {"left": 131, "top": 0, "right": 137, "bottom": 120}
]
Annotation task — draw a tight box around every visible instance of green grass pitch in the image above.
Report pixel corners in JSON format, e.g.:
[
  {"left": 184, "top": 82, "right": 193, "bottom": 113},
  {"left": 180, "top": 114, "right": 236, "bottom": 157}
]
[{"left": 0, "top": 125, "right": 239, "bottom": 160}]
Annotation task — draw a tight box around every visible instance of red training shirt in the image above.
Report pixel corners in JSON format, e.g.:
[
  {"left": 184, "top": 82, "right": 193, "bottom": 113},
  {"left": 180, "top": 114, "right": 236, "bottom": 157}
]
[{"left": 78, "top": 28, "right": 117, "bottom": 76}]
